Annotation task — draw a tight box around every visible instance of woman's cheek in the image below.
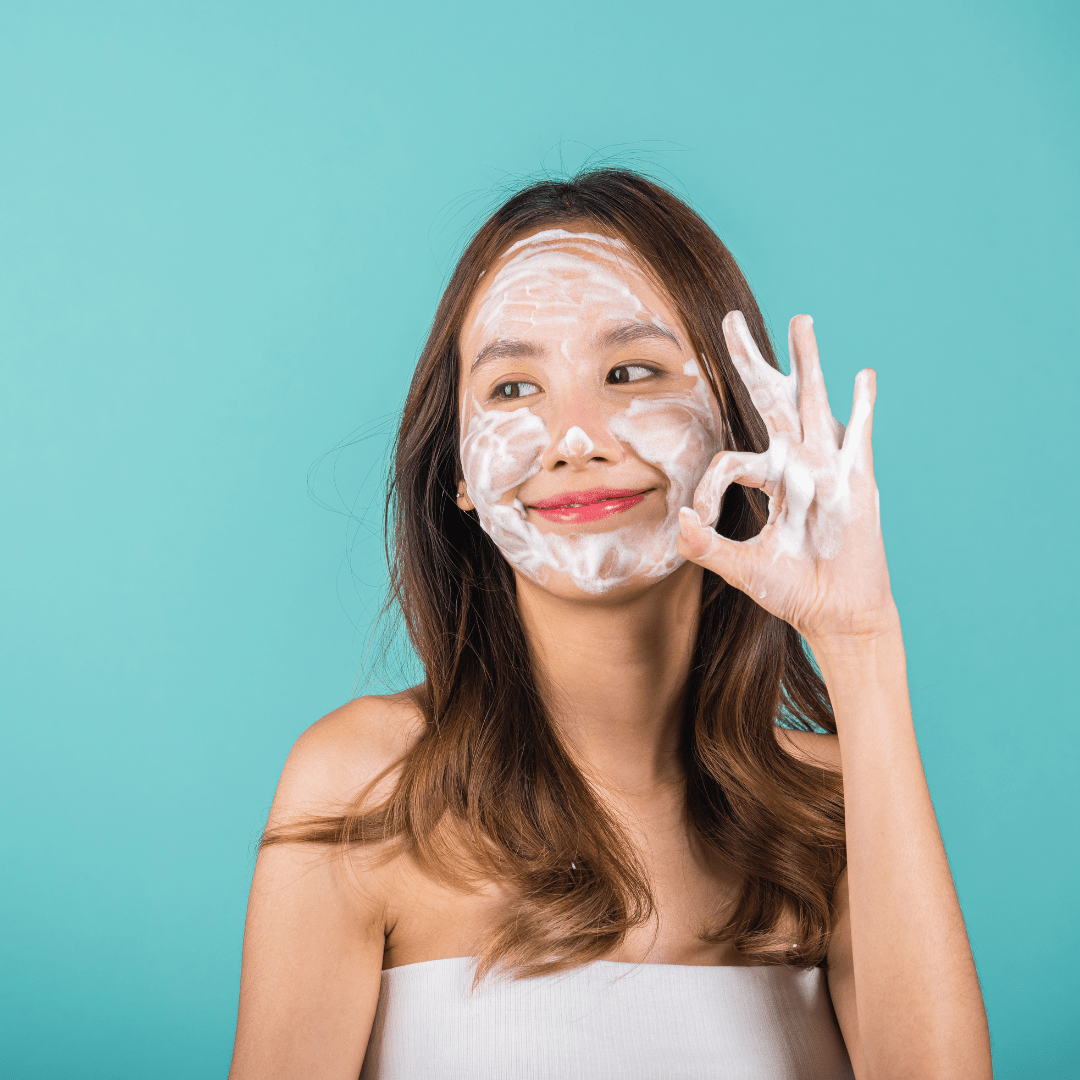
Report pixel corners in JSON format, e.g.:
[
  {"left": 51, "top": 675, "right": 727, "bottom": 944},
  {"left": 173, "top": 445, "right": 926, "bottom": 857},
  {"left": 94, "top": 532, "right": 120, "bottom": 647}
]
[
  {"left": 461, "top": 403, "right": 549, "bottom": 506},
  {"left": 609, "top": 399, "right": 722, "bottom": 507}
]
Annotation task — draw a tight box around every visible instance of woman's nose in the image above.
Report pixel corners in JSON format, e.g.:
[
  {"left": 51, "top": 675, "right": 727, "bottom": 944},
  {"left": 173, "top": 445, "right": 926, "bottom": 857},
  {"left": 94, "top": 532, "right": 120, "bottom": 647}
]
[
  {"left": 558, "top": 426, "right": 595, "bottom": 460},
  {"left": 542, "top": 413, "right": 622, "bottom": 471}
]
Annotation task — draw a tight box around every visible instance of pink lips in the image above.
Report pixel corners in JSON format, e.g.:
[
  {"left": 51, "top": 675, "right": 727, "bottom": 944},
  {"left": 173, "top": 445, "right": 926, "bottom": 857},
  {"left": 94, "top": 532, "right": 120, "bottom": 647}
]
[{"left": 529, "top": 488, "right": 649, "bottom": 524}]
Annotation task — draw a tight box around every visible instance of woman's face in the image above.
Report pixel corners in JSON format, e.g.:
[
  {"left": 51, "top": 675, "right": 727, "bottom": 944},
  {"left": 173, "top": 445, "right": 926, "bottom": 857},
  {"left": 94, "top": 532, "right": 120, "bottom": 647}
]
[{"left": 457, "top": 228, "right": 724, "bottom": 598}]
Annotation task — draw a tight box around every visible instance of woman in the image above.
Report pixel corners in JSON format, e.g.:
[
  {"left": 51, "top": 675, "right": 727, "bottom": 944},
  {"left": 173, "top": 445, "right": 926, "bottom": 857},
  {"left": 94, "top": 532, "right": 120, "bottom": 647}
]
[{"left": 229, "top": 170, "right": 992, "bottom": 1079}]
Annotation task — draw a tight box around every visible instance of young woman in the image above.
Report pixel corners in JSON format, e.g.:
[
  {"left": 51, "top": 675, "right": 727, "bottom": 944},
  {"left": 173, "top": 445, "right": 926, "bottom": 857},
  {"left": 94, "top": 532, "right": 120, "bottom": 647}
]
[{"left": 229, "top": 170, "right": 992, "bottom": 1079}]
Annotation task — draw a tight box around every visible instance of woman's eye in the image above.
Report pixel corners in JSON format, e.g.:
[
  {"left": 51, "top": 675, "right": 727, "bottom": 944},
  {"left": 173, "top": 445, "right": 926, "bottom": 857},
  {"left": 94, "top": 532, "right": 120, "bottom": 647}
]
[
  {"left": 493, "top": 381, "right": 540, "bottom": 400},
  {"left": 608, "top": 364, "right": 653, "bottom": 384}
]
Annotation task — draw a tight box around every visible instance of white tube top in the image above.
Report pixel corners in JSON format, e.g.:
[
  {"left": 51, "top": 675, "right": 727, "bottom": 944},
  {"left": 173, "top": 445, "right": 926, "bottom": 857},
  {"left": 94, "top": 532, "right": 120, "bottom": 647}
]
[{"left": 360, "top": 956, "right": 854, "bottom": 1079}]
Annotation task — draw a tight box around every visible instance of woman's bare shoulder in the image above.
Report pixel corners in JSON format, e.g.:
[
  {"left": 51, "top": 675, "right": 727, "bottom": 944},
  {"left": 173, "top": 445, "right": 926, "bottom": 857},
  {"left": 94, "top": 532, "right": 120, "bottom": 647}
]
[
  {"left": 774, "top": 725, "right": 842, "bottom": 771},
  {"left": 269, "top": 687, "right": 427, "bottom": 825}
]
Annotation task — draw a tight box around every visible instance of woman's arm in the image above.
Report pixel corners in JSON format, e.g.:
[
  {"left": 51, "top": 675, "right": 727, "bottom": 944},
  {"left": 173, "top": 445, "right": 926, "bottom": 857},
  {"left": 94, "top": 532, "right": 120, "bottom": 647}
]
[
  {"left": 229, "top": 839, "right": 384, "bottom": 1079},
  {"left": 814, "top": 621, "right": 990, "bottom": 1078},
  {"left": 680, "top": 311, "right": 991, "bottom": 1078},
  {"left": 229, "top": 696, "right": 415, "bottom": 1080}
]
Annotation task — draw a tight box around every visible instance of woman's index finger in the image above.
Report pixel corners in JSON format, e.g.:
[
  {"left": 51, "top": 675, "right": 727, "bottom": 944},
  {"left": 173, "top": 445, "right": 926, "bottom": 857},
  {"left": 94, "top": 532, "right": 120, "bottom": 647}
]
[{"left": 723, "top": 311, "right": 799, "bottom": 435}]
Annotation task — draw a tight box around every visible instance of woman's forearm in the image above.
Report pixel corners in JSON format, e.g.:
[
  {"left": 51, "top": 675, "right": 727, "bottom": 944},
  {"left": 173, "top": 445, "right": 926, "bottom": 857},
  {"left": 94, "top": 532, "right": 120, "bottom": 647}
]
[{"left": 811, "top": 616, "right": 992, "bottom": 1080}]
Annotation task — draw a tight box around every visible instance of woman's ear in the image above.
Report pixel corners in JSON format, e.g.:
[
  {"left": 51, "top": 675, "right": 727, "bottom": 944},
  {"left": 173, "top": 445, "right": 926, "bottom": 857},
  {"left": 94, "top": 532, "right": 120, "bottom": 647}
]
[{"left": 455, "top": 479, "right": 475, "bottom": 512}]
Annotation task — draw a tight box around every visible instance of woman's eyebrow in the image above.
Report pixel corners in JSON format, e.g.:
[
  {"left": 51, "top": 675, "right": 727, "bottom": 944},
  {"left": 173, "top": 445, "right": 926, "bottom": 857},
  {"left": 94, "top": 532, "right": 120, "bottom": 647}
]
[
  {"left": 472, "top": 338, "right": 542, "bottom": 371},
  {"left": 597, "top": 321, "right": 682, "bottom": 350}
]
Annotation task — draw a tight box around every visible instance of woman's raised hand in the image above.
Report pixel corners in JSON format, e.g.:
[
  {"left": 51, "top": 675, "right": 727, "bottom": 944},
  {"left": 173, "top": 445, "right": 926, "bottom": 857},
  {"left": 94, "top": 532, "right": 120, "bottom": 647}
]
[{"left": 678, "top": 311, "right": 896, "bottom": 648}]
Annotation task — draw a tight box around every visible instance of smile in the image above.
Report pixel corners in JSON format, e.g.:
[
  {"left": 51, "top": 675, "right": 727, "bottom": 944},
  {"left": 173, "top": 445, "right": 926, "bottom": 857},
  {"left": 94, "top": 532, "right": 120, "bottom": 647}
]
[{"left": 528, "top": 488, "right": 650, "bottom": 525}]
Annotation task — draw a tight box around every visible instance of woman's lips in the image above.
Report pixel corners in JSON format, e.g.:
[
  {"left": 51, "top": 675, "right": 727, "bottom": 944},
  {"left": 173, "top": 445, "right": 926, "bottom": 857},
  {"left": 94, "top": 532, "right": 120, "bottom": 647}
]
[{"left": 529, "top": 488, "right": 649, "bottom": 524}]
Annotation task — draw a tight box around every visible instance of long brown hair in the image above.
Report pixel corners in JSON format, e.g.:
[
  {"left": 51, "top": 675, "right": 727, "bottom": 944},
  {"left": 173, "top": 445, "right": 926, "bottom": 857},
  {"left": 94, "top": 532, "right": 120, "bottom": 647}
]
[{"left": 266, "top": 168, "right": 846, "bottom": 978}]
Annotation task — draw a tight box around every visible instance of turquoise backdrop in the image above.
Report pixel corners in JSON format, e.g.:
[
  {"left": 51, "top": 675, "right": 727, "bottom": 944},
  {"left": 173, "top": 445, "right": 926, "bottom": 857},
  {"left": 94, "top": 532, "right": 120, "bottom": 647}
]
[{"left": 1, "top": 1, "right": 1076, "bottom": 1076}]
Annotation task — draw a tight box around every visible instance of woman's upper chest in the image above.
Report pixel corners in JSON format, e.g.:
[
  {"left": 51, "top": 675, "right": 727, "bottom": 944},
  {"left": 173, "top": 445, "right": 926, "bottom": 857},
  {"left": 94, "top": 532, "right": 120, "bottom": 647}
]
[{"left": 377, "top": 813, "right": 750, "bottom": 970}]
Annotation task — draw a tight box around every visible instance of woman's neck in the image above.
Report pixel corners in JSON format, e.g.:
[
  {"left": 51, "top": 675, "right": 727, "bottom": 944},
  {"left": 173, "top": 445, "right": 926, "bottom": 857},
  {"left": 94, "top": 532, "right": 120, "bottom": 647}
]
[{"left": 515, "top": 562, "right": 704, "bottom": 797}]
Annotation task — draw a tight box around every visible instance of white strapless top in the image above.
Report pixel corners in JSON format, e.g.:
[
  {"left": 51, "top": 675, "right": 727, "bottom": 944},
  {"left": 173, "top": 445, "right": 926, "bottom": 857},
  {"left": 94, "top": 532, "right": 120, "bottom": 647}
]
[{"left": 360, "top": 956, "right": 854, "bottom": 1079}]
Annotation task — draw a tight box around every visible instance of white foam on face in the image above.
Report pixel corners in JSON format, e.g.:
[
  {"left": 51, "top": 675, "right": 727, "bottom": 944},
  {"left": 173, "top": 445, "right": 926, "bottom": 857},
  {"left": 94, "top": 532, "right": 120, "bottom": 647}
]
[
  {"left": 558, "top": 426, "right": 594, "bottom": 458},
  {"left": 474, "top": 229, "right": 647, "bottom": 343},
  {"left": 459, "top": 230, "right": 723, "bottom": 595}
]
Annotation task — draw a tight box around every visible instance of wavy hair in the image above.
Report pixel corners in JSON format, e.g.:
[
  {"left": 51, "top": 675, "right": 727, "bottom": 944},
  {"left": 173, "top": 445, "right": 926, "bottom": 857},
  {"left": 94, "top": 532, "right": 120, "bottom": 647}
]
[{"left": 265, "top": 169, "right": 846, "bottom": 979}]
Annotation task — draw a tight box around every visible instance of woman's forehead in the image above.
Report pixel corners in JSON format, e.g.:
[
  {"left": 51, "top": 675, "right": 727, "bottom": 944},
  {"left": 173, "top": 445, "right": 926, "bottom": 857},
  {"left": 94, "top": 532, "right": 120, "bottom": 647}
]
[
  {"left": 499, "top": 227, "right": 629, "bottom": 261},
  {"left": 463, "top": 228, "right": 683, "bottom": 347}
]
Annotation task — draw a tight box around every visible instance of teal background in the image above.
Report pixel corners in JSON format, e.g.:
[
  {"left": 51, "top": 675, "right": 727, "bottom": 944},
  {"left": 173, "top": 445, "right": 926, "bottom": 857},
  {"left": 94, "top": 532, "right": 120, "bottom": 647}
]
[{"left": 1, "top": 0, "right": 1076, "bottom": 1075}]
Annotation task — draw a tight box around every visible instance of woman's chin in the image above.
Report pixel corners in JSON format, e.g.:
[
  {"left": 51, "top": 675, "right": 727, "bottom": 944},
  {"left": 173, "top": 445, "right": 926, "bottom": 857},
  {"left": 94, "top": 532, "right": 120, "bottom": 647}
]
[
  {"left": 482, "top": 506, "right": 691, "bottom": 602},
  {"left": 512, "top": 553, "right": 693, "bottom": 605}
]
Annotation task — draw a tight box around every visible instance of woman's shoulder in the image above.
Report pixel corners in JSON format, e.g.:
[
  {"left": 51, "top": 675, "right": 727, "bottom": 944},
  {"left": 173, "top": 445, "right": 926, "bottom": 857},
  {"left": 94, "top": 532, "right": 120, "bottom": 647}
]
[
  {"left": 269, "top": 688, "right": 427, "bottom": 826},
  {"left": 774, "top": 725, "right": 842, "bottom": 772}
]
